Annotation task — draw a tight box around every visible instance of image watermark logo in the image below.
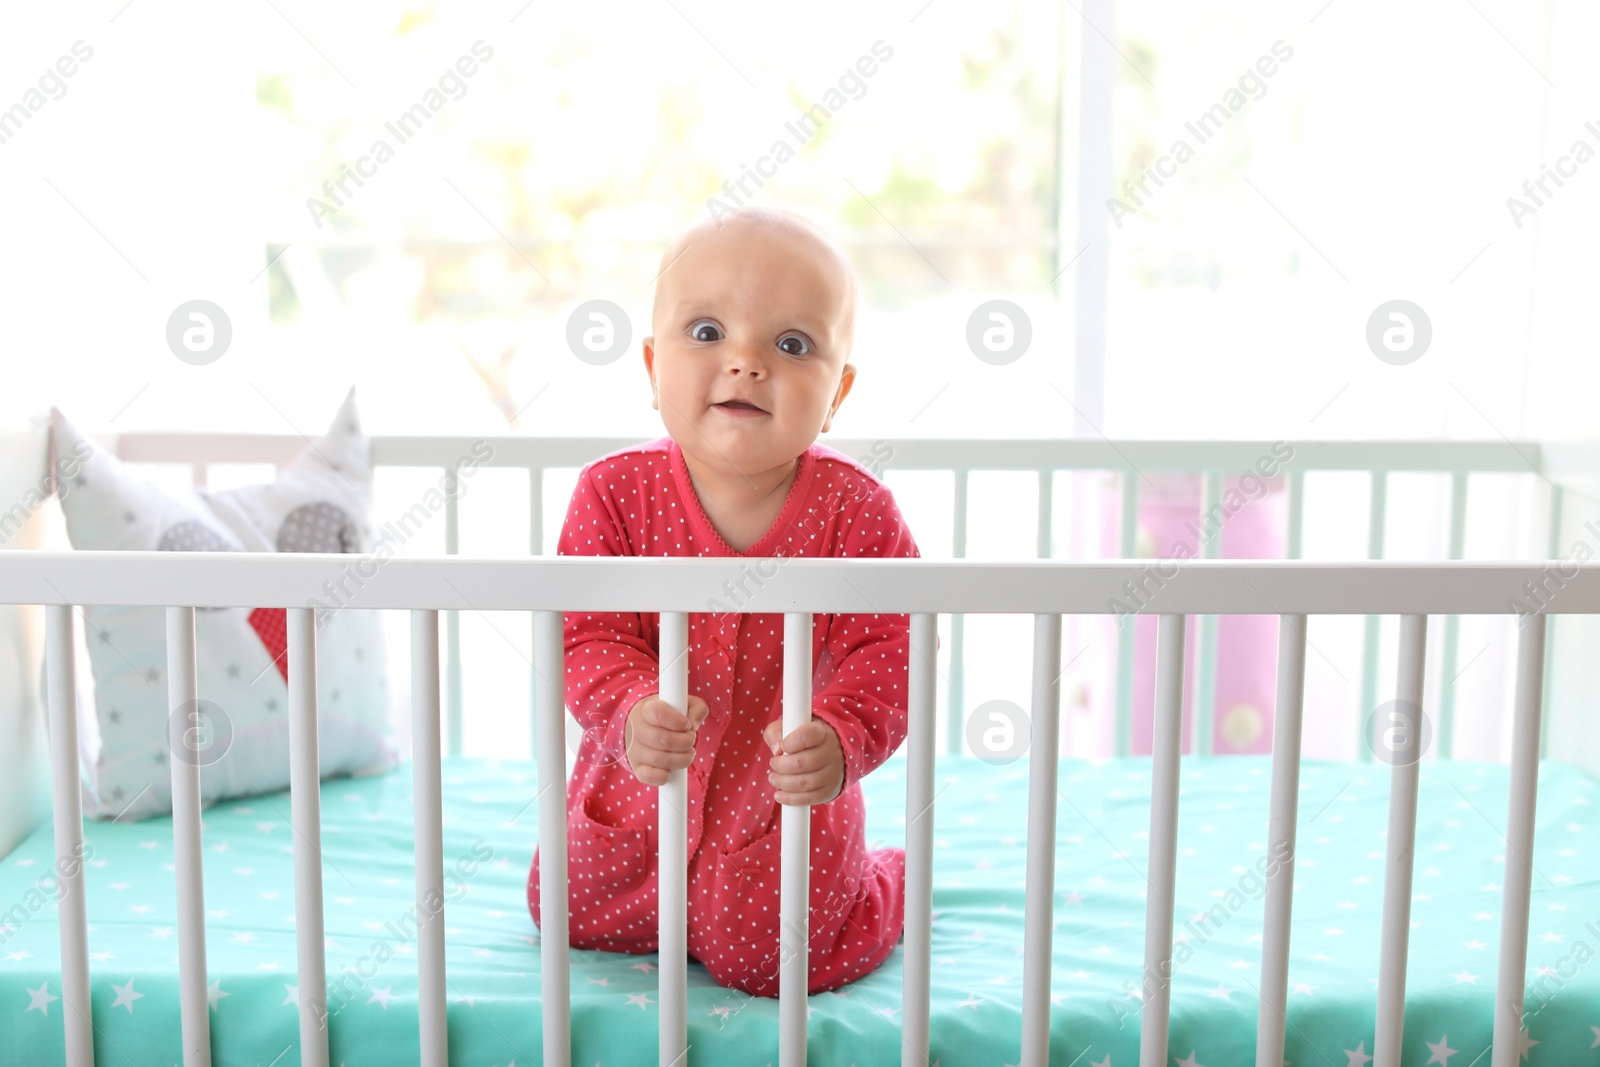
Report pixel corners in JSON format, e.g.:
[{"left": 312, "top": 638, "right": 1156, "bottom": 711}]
[
  {"left": 1108, "top": 839, "right": 1293, "bottom": 1028},
  {"left": 1365, "top": 698, "right": 1431, "bottom": 765},
  {"left": 169, "top": 698, "right": 233, "bottom": 768},
  {"left": 306, "top": 40, "right": 495, "bottom": 228},
  {"left": 1504, "top": 119, "right": 1600, "bottom": 230},
  {"left": 1106, "top": 441, "right": 1295, "bottom": 627},
  {"left": 702, "top": 441, "right": 895, "bottom": 622},
  {"left": 318, "top": 838, "right": 495, "bottom": 1025},
  {"left": 0, "top": 841, "right": 94, "bottom": 947},
  {"left": 705, "top": 40, "right": 894, "bottom": 221},
  {"left": 1507, "top": 519, "right": 1600, "bottom": 626},
  {"left": 0, "top": 40, "right": 94, "bottom": 148},
  {"left": 1519, "top": 918, "right": 1600, "bottom": 1030},
  {"left": 720, "top": 851, "right": 873, "bottom": 978},
  {"left": 1, "top": 433, "right": 94, "bottom": 546},
  {"left": 966, "top": 299, "right": 1031, "bottom": 365},
  {"left": 166, "top": 299, "right": 232, "bottom": 365},
  {"left": 1108, "top": 40, "right": 1294, "bottom": 226},
  {"left": 965, "top": 698, "right": 1030, "bottom": 764},
  {"left": 567, "top": 299, "right": 632, "bottom": 365},
  {"left": 1366, "top": 299, "right": 1431, "bottom": 365},
  {"left": 305, "top": 440, "right": 494, "bottom": 624},
  {"left": 565, "top": 712, "right": 626, "bottom": 771}
]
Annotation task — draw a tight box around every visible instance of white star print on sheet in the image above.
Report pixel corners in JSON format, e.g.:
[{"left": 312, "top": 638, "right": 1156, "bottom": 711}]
[
  {"left": 109, "top": 979, "right": 143, "bottom": 1013},
  {"left": 25, "top": 982, "right": 58, "bottom": 1016},
  {"left": 1425, "top": 1035, "right": 1457, "bottom": 1065}
]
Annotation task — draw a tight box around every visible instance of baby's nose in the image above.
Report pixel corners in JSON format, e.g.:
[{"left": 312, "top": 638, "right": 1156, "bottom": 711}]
[{"left": 722, "top": 344, "right": 767, "bottom": 376}]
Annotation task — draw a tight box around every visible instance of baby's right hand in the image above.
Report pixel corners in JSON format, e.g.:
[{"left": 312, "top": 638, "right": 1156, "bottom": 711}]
[{"left": 623, "top": 694, "right": 710, "bottom": 787}]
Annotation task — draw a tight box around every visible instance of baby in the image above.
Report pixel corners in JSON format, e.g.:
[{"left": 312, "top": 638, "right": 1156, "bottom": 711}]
[{"left": 526, "top": 207, "right": 921, "bottom": 997}]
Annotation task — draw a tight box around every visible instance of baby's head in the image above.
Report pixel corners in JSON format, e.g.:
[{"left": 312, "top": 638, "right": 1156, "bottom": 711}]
[{"left": 643, "top": 207, "right": 858, "bottom": 480}]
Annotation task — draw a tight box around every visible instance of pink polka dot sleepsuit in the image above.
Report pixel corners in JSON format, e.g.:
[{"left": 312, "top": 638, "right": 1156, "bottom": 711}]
[{"left": 527, "top": 435, "right": 922, "bottom": 997}]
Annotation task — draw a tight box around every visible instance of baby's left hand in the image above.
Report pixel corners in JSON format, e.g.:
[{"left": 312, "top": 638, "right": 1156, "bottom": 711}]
[{"left": 762, "top": 718, "right": 843, "bottom": 806}]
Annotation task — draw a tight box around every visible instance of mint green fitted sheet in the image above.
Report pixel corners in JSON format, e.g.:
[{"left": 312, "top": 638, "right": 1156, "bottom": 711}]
[{"left": 3, "top": 755, "right": 1599, "bottom": 1066}]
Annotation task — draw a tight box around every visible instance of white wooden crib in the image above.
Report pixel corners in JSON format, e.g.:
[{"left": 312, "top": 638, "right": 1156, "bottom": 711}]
[{"left": 3, "top": 433, "right": 1599, "bottom": 1067}]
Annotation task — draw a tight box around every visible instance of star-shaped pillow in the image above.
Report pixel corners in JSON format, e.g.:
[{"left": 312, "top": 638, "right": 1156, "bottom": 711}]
[{"left": 48, "top": 387, "right": 397, "bottom": 820}]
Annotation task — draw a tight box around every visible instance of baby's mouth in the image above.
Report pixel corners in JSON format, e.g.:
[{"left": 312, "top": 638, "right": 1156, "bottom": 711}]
[{"left": 713, "top": 400, "right": 768, "bottom": 414}]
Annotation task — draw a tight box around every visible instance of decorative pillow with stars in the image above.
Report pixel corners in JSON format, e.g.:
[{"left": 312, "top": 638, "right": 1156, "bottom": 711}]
[{"left": 47, "top": 387, "right": 398, "bottom": 821}]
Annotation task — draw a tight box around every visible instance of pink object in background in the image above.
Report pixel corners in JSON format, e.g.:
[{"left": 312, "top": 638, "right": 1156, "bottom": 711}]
[{"left": 1098, "top": 473, "right": 1287, "bottom": 756}]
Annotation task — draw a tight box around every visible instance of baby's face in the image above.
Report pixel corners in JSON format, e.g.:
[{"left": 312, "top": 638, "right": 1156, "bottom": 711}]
[{"left": 643, "top": 216, "right": 856, "bottom": 480}]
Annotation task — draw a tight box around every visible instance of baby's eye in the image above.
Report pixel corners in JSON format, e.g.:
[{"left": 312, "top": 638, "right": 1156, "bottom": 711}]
[
  {"left": 777, "top": 333, "right": 812, "bottom": 356},
  {"left": 687, "top": 319, "right": 723, "bottom": 343}
]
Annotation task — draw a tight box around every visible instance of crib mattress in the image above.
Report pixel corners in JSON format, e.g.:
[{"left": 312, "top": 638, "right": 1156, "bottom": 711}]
[{"left": 4, "top": 754, "right": 1599, "bottom": 1066}]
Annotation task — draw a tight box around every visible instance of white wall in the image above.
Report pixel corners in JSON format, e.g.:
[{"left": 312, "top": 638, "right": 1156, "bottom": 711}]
[{"left": 0, "top": 427, "right": 52, "bottom": 855}]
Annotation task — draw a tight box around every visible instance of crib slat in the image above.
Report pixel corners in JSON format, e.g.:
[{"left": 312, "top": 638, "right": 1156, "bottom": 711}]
[
  {"left": 949, "top": 470, "right": 968, "bottom": 757},
  {"left": 949, "top": 613, "right": 966, "bottom": 757},
  {"left": 1373, "top": 613, "right": 1425, "bottom": 1067},
  {"left": 1540, "top": 485, "right": 1563, "bottom": 762},
  {"left": 902, "top": 613, "right": 938, "bottom": 1067},
  {"left": 45, "top": 604, "right": 94, "bottom": 1067},
  {"left": 1139, "top": 614, "right": 1186, "bottom": 1067},
  {"left": 287, "top": 608, "right": 330, "bottom": 1067},
  {"left": 1115, "top": 471, "right": 1140, "bottom": 758},
  {"left": 410, "top": 611, "right": 448, "bottom": 1067},
  {"left": 1256, "top": 614, "right": 1307, "bottom": 1067},
  {"left": 534, "top": 610, "right": 571, "bottom": 1067},
  {"left": 166, "top": 607, "right": 212, "bottom": 1067},
  {"left": 1285, "top": 470, "right": 1304, "bottom": 560},
  {"left": 780, "top": 612, "right": 813, "bottom": 1067},
  {"left": 658, "top": 612, "right": 689, "bottom": 1067},
  {"left": 1020, "top": 613, "right": 1062, "bottom": 1067},
  {"left": 1358, "top": 473, "right": 1388, "bottom": 763},
  {"left": 529, "top": 467, "right": 544, "bottom": 761},
  {"left": 1491, "top": 613, "right": 1545, "bottom": 1067},
  {"left": 444, "top": 465, "right": 464, "bottom": 758},
  {"left": 528, "top": 466, "right": 545, "bottom": 555},
  {"left": 1438, "top": 471, "right": 1468, "bottom": 758},
  {"left": 1194, "top": 471, "right": 1222, "bottom": 756},
  {"left": 1036, "top": 469, "right": 1053, "bottom": 559}
]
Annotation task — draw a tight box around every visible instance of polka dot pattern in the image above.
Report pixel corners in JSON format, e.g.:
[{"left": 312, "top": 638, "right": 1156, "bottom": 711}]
[
  {"left": 529, "top": 435, "right": 922, "bottom": 997},
  {"left": 156, "top": 518, "right": 238, "bottom": 554},
  {"left": 275, "top": 500, "right": 362, "bottom": 553}
]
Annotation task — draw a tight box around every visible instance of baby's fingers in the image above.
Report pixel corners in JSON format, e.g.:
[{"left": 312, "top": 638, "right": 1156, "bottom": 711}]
[
  {"left": 637, "top": 720, "right": 697, "bottom": 754},
  {"left": 770, "top": 743, "right": 827, "bottom": 776},
  {"left": 785, "top": 720, "right": 832, "bottom": 752},
  {"left": 632, "top": 764, "right": 671, "bottom": 788},
  {"left": 765, "top": 718, "right": 824, "bottom": 756},
  {"left": 628, "top": 741, "right": 695, "bottom": 786},
  {"left": 646, "top": 700, "right": 698, "bottom": 733},
  {"left": 769, "top": 765, "right": 831, "bottom": 792},
  {"left": 770, "top": 767, "right": 838, "bottom": 806}
]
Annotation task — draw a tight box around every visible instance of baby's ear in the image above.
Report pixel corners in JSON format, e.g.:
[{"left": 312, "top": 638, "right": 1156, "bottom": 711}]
[{"left": 642, "top": 336, "right": 659, "bottom": 407}]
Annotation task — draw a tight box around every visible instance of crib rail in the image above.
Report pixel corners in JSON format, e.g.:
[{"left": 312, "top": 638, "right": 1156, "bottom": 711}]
[
  {"left": 6, "top": 552, "right": 1593, "bottom": 1067},
  {"left": 108, "top": 433, "right": 1567, "bottom": 762}
]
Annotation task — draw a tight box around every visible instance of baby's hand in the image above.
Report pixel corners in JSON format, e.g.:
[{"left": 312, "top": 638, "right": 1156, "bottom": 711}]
[
  {"left": 762, "top": 718, "right": 843, "bottom": 806},
  {"left": 624, "top": 694, "right": 710, "bottom": 787}
]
